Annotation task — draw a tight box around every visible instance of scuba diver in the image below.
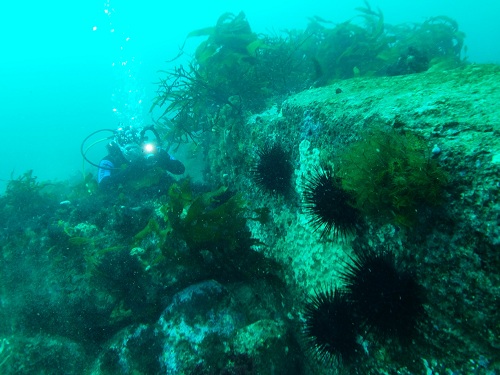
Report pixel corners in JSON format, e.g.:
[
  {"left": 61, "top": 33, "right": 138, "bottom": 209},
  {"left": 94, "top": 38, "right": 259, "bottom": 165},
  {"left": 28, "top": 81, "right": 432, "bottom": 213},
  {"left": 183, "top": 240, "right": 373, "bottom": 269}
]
[{"left": 81, "top": 124, "right": 185, "bottom": 191}]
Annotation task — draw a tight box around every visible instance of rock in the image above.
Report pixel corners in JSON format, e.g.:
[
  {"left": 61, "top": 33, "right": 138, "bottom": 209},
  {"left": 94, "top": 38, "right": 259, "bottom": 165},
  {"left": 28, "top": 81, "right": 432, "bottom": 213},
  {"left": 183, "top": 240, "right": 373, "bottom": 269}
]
[{"left": 93, "top": 280, "right": 301, "bottom": 374}]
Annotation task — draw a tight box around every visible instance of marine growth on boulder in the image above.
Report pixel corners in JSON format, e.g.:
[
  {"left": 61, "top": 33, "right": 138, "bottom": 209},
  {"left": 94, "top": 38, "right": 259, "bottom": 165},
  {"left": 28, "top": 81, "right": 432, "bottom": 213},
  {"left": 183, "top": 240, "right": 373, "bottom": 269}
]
[{"left": 1, "top": 5, "right": 499, "bottom": 375}]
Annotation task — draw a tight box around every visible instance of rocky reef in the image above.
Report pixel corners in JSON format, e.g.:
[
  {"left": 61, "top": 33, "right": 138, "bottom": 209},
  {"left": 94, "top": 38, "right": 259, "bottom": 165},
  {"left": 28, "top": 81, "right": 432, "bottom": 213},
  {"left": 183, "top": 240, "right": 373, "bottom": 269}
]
[
  {"left": 204, "top": 63, "right": 500, "bottom": 374},
  {"left": 1, "top": 63, "right": 498, "bottom": 375},
  {"left": 1, "top": 6, "right": 499, "bottom": 373}
]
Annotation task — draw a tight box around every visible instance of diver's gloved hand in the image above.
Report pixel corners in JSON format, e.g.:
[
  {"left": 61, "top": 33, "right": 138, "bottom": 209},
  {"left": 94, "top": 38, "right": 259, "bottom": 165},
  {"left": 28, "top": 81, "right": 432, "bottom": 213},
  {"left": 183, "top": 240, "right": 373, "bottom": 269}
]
[{"left": 156, "top": 149, "right": 185, "bottom": 175}]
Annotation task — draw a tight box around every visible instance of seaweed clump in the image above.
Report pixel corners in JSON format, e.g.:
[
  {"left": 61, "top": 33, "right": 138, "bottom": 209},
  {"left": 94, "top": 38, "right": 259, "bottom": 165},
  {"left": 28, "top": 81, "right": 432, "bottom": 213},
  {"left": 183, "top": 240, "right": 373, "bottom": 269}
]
[
  {"left": 151, "top": 6, "right": 466, "bottom": 148},
  {"left": 162, "top": 181, "right": 275, "bottom": 281},
  {"left": 302, "top": 3, "right": 465, "bottom": 82},
  {"left": 338, "top": 129, "right": 448, "bottom": 226},
  {"left": 151, "top": 12, "right": 271, "bottom": 148},
  {"left": 305, "top": 3, "right": 389, "bottom": 80},
  {"left": 0, "top": 170, "right": 61, "bottom": 229}
]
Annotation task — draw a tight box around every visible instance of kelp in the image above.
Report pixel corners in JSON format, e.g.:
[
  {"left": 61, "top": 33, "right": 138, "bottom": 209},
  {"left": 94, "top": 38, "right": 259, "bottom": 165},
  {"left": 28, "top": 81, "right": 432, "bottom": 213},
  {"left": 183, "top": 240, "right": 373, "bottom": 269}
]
[
  {"left": 151, "top": 12, "right": 270, "bottom": 148},
  {"left": 134, "top": 218, "right": 170, "bottom": 244},
  {"left": 161, "top": 181, "right": 275, "bottom": 281},
  {"left": 188, "top": 12, "right": 261, "bottom": 64},
  {"left": 151, "top": 63, "right": 229, "bottom": 150},
  {"left": 302, "top": 1, "right": 465, "bottom": 82},
  {"left": 151, "top": 4, "right": 467, "bottom": 148},
  {"left": 165, "top": 183, "right": 253, "bottom": 251},
  {"left": 304, "top": 2, "right": 393, "bottom": 80}
]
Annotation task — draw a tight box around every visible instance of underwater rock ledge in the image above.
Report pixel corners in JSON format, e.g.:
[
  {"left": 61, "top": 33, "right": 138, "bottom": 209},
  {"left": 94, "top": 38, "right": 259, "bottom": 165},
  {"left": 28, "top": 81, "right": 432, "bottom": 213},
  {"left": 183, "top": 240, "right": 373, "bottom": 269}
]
[{"left": 206, "top": 63, "right": 500, "bottom": 373}]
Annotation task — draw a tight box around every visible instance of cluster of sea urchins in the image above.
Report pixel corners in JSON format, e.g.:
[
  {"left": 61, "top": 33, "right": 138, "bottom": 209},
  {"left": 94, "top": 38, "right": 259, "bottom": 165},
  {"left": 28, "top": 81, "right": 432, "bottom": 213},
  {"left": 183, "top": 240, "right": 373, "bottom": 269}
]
[
  {"left": 252, "top": 150, "right": 425, "bottom": 365},
  {"left": 303, "top": 247, "right": 425, "bottom": 366}
]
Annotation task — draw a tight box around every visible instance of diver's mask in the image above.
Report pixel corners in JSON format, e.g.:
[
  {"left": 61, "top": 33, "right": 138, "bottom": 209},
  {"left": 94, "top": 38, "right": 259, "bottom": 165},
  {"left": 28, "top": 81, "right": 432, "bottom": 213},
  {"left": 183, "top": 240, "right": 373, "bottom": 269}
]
[
  {"left": 115, "top": 125, "right": 163, "bottom": 163},
  {"left": 114, "top": 126, "right": 143, "bottom": 163},
  {"left": 80, "top": 124, "right": 163, "bottom": 169},
  {"left": 120, "top": 143, "right": 143, "bottom": 163}
]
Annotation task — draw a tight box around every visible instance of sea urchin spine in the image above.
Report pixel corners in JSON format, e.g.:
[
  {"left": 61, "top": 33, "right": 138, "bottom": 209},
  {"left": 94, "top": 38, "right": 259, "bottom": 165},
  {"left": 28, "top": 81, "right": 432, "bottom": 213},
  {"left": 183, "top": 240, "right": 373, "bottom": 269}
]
[
  {"left": 342, "top": 248, "right": 425, "bottom": 343},
  {"left": 303, "top": 166, "right": 360, "bottom": 240},
  {"left": 252, "top": 143, "right": 293, "bottom": 196},
  {"left": 303, "top": 287, "right": 360, "bottom": 365}
]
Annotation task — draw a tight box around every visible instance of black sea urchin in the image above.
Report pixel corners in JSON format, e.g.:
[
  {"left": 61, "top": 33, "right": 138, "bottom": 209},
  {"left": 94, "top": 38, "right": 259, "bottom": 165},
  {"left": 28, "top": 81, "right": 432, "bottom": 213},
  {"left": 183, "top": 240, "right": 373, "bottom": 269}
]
[
  {"left": 342, "top": 248, "right": 425, "bottom": 342},
  {"left": 252, "top": 144, "right": 293, "bottom": 196},
  {"left": 303, "top": 167, "right": 360, "bottom": 239},
  {"left": 303, "top": 287, "right": 360, "bottom": 365}
]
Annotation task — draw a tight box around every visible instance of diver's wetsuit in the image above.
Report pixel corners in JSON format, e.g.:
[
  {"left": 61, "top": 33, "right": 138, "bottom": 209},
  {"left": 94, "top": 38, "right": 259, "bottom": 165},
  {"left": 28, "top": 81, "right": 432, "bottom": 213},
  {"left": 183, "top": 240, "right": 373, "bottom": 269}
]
[{"left": 98, "top": 145, "right": 185, "bottom": 189}]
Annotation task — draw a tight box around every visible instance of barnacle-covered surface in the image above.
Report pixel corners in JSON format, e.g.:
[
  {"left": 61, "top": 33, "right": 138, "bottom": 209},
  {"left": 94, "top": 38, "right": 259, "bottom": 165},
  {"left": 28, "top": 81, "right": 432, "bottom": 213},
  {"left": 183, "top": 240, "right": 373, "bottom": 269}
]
[{"left": 1, "top": 7, "right": 499, "bottom": 375}]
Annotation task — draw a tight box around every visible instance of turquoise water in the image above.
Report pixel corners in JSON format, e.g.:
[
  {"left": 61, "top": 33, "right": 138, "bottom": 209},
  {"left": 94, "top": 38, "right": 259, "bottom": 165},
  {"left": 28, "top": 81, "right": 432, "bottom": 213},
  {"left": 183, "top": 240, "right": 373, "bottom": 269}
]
[
  {"left": 0, "top": 1, "right": 499, "bottom": 374},
  {"left": 1, "top": 0, "right": 499, "bottom": 189}
]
